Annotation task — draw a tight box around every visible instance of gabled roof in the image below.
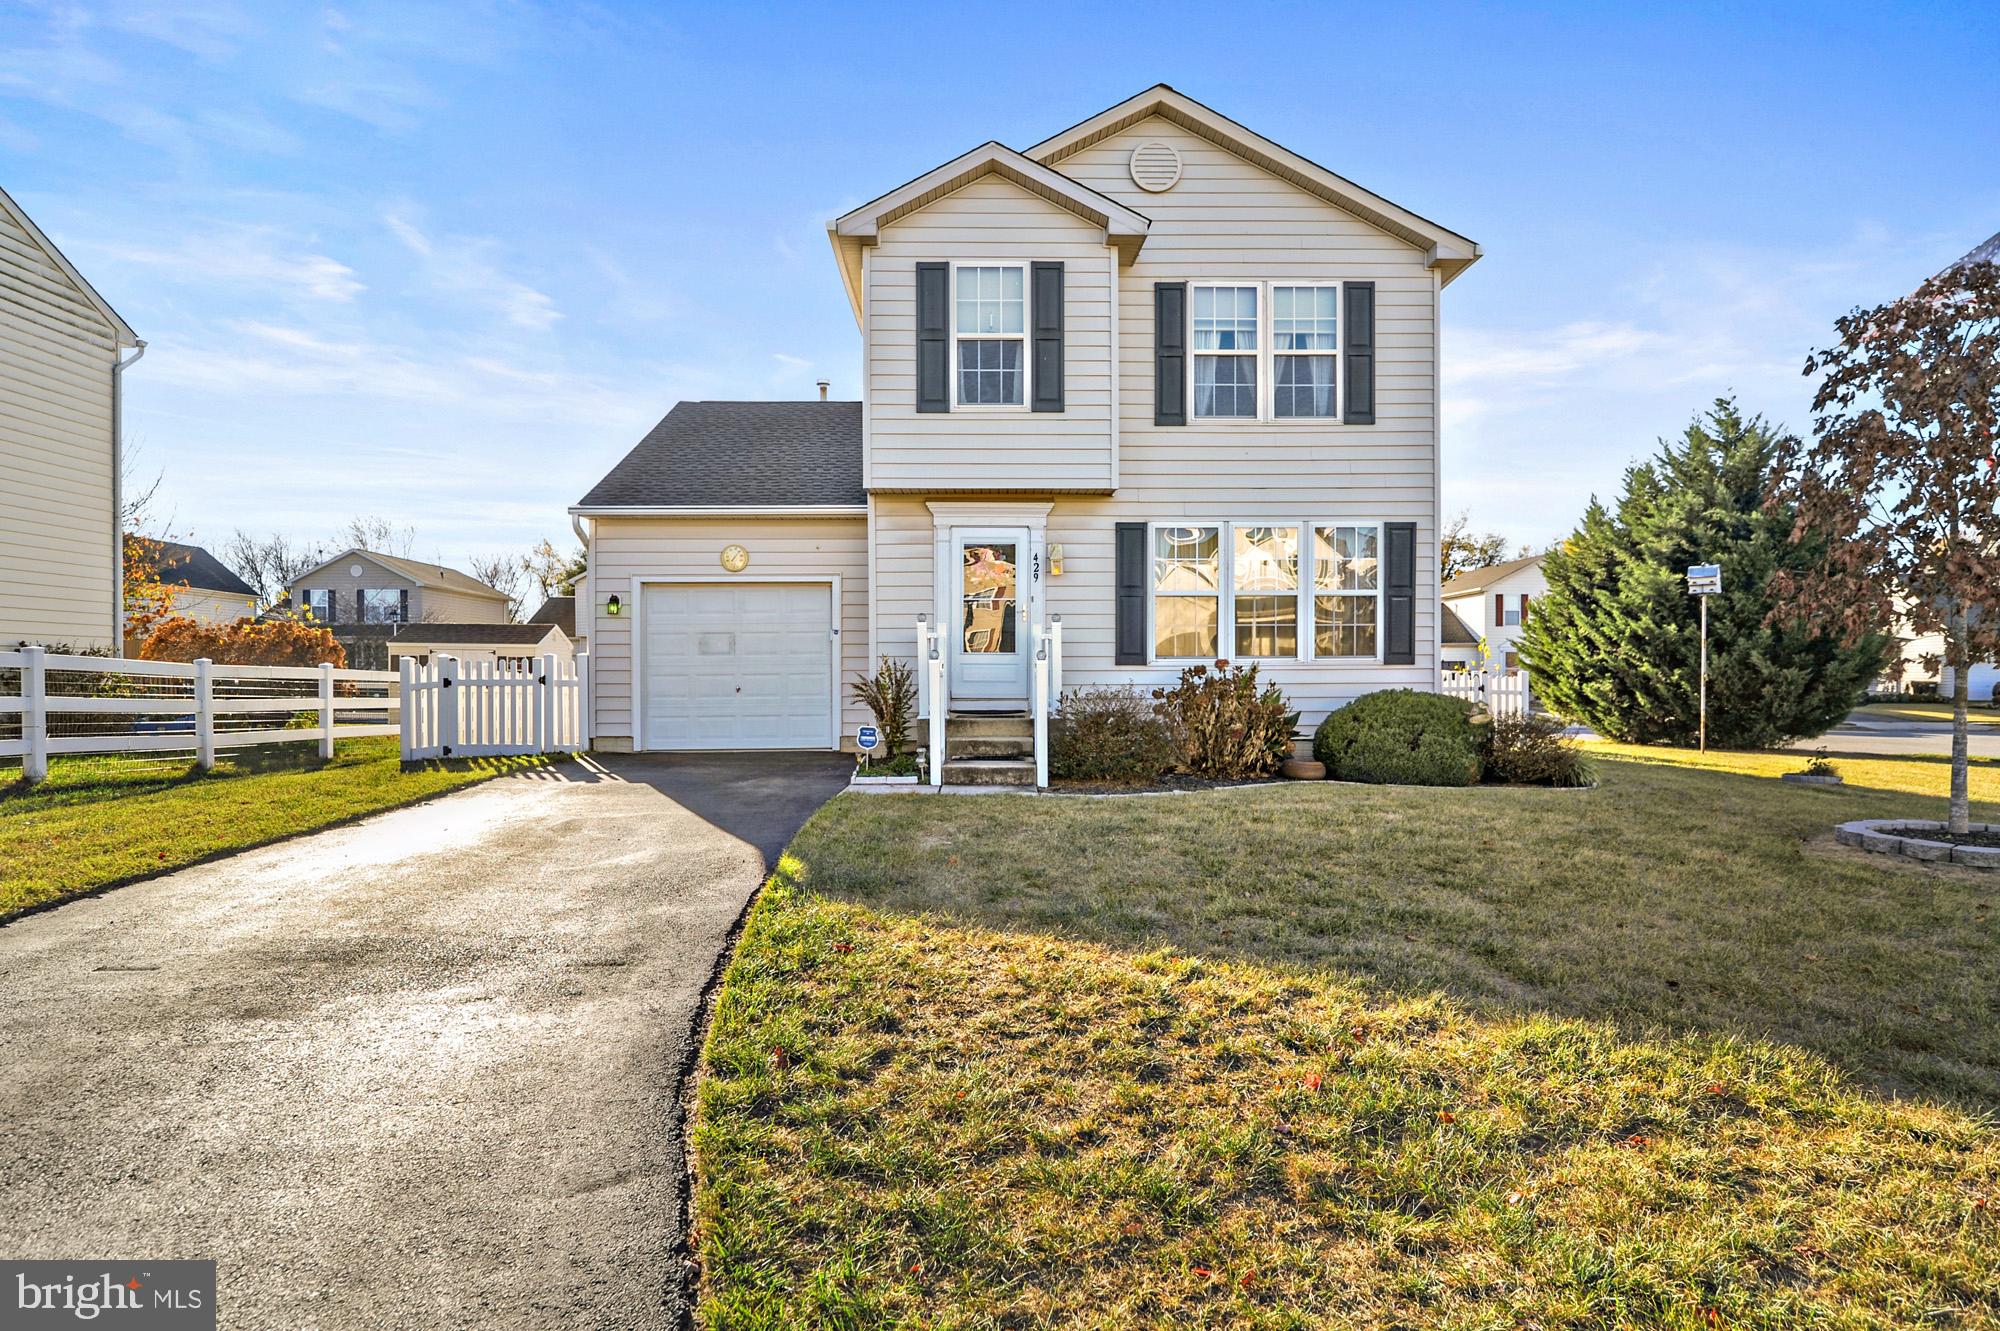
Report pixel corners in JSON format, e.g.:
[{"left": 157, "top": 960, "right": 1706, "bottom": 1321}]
[
  {"left": 827, "top": 140, "right": 1152, "bottom": 320},
  {"left": 150, "top": 539, "right": 256, "bottom": 598},
  {"left": 527, "top": 594, "right": 576, "bottom": 637},
  {"left": 291, "top": 548, "right": 511, "bottom": 600},
  {"left": 389, "top": 622, "right": 568, "bottom": 646},
  {"left": 1441, "top": 604, "right": 1479, "bottom": 646},
  {"left": 1025, "top": 85, "right": 1482, "bottom": 286},
  {"left": 573, "top": 401, "right": 865, "bottom": 511},
  {"left": 1441, "top": 553, "right": 1546, "bottom": 599},
  {"left": 1943, "top": 230, "right": 2000, "bottom": 275},
  {"left": 0, "top": 184, "right": 140, "bottom": 347}
]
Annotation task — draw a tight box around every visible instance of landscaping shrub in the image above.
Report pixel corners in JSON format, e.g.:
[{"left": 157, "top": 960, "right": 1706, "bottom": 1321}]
[
  {"left": 1481, "top": 712, "right": 1592, "bottom": 787},
  {"left": 140, "top": 617, "right": 345, "bottom": 667},
  {"left": 1151, "top": 661, "right": 1298, "bottom": 779},
  {"left": 1049, "top": 685, "right": 1177, "bottom": 783},
  {"left": 848, "top": 656, "right": 916, "bottom": 758},
  {"left": 1313, "top": 688, "right": 1482, "bottom": 786}
]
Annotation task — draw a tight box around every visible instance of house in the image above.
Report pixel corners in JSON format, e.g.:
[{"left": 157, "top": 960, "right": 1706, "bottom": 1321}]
[
  {"left": 1439, "top": 604, "right": 1482, "bottom": 673},
  {"left": 527, "top": 592, "right": 581, "bottom": 653},
  {"left": 570, "top": 85, "right": 1481, "bottom": 768},
  {"left": 387, "top": 622, "right": 572, "bottom": 670},
  {"left": 1, "top": 185, "right": 143, "bottom": 651},
  {"left": 1440, "top": 553, "right": 1546, "bottom": 675},
  {"left": 286, "top": 548, "right": 511, "bottom": 627},
  {"left": 150, "top": 539, "right": 258, "bottom": 625}
]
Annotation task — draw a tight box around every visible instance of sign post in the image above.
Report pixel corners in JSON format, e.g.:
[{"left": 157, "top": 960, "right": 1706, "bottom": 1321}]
[
  {"left": 855, "top": 724, "right": 880, "bottom": 767},
  {"left": 1686, "top": 564, "right": 1721, "bottom": 752}
]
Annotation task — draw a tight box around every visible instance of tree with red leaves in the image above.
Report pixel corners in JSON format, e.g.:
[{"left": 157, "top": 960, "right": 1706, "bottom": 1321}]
[{"left": 1772, "top": 248, "right": 2000, "bottom": 833}]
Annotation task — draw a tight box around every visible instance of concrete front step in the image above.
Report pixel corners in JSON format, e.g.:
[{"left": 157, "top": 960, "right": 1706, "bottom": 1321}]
[
  {"left": 946, "top": 735, "right": 1033, "bottom": 760},
  {"left": 915, "top": 713, "right": 1033, "bottom": 744},
  {"left": 940, "top": 758, "right": 1037, "bottom": 787}
]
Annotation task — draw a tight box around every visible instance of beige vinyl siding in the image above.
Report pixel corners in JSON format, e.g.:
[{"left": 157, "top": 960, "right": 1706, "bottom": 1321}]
[
  {"left": 866, "top": 175, "right": 1115, "bottom": 492},
  {"left": 418, "top": 587, "right": 511, "bottom": 623},
  {"left": 863, "top": 117, "right": 1445, "bottom": 726},
  {"left": 288, "top": 558, "right": 508, "bottom": 625},
  {"left": 171, "top": 588, "right": 258, "bottom": 626},
  {"left": 0, "top": 206, "right": 120, "bottom": 649},
  {"left": 586, "top": 517, "right": 868, "bottom": 751}
]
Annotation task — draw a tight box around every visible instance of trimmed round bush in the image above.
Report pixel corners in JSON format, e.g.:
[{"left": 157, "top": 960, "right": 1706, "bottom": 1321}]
[{"left": 1312, "top": 689, "right": 1482, "bottom": 786}]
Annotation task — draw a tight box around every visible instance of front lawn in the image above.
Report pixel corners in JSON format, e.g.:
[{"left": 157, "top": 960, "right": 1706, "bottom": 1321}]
[
  {"left": 693, "top": 752, "right": 2000, "bottom": 1328},
  {"left": 1, "top": 738, "right": 545, "bottom": 918}
]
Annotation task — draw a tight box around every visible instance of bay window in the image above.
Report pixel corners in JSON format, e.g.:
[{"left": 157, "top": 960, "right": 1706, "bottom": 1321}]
[
  {"left": 954, "top": 264, "right": 1025, "bottom": 406},
  {"left": 1192, "top": 285, "right": 1258, "bottom": 418},
  {"left": 1152, "top": 525, "right": 1220, "bottom": 658},
  {"left": 1313, "top": 525, "right": 1379, "bottom": 658}
]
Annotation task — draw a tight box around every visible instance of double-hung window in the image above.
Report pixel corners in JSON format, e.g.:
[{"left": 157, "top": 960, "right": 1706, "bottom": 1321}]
[
  {"left": 1313, "top": 525, "right": 1379, "bottom": 658},
  {"left": 301, "top": 588, "right": 331, "bottom": 622},
  {"left": 358, "top": 588, "right": 404, "bottom": 624},
  {"left": 1272, "top": 286, "right": 1338, "bottom": 418},
  {"left": 1152, "top": 525, "right": 1221, "bottom": 658},
  {"left": 954, "top": 264, "right": 1025, "bottom": 406},
  {"left": 1188, "top": 282, "right": 1341, "bottom": 420},
  {"left": 1232, "top": 526, "right": 1299, "bottom": 658},
  {"left": 1192, "top": 286, "right": 1258, "bottom": 418}
]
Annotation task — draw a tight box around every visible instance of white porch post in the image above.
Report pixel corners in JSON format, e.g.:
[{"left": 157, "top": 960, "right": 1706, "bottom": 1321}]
[{"left": 1033, "top": 622, "right": 1050, "bottom": 789}]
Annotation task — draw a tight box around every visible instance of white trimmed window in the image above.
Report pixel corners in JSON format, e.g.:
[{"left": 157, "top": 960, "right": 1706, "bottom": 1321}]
[
  {"left": 1192, "top": 285, "right": 1258, "bottom": 418},
  {"left": 1232, "top": 525, "right": 1299, "bottom": 658},
  {"left": 1152, "top": 525, "right": 1220, "bottom": 658},
  {"left": 1272, "top": 286, "right": 1339, "bottom": 418},
  {"left": 1313, "top": 525, "right": 1380, "bottom": 658},
  {"left": 358, "top": 588, "right": 404, "bottom": 624},
  {"left": 954, "top": 264, "right": 1025, "bottom": 406},
  {"left": 301, "top": 588, "right": 331, "bottom": 621}
]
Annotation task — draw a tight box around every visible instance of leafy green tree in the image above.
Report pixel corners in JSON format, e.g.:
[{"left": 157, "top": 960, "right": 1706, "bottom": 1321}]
[{"left": 1520, "top": 398, "right": 1886, "bottom": 747}]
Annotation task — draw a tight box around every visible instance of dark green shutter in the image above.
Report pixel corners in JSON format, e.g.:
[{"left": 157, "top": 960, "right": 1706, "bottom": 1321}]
[
  {"left": 325, "top": 589, "right": 337, "bottom": 624},
  {"left": 1383, "top": 521, "right": 1415, "bottom": 663},
  {"left": 916, "top": 262, "right": 949, "bottom": 413},
  {"left": 1154, "top": 282, "right": 1186, "bottom": 426},
  {"left": 398, "top": 589, "right": 410, "bottom": 622},
  {"left": 1031, "top": 261, "right": 1064, "bottom": 412},
  {"left": 1343, "top": 281, "right": 1375, "bottom": 424},
  {"left": 1115, "top": 522, "right": 1148, "bottom": 665}
]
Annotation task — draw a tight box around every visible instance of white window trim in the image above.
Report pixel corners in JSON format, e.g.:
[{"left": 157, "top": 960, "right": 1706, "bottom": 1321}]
[
  {"left": 1185, "top": 279, "right": 1344, "bottom": 424},
  {"left": 950, "top": 260, "right": 1031, "bottom": 413},
  {"left": 358, "top": 588, "right": 405, "bottom": 624},
  {"left": 1144, "top": 519, "right": 1386, "bottom": 665},
  {"left": 1309, "top": 521, "right": 1385, "bottom": 662}
]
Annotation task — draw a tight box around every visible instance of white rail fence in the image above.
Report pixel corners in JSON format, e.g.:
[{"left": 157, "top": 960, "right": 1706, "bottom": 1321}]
[
  {"left": 1, "top": 645, "right": 400, "bottom": 786},
  {"left": 399, "top": 653, "right": 588, "bottom": 761},
  {"left": 1440, "top": 668, "right": 1533, "bottom": 718}
]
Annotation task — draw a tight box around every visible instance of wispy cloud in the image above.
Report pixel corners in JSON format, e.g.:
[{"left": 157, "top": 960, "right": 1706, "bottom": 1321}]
[
  {"left": 93, "top": 228, "right": 364, "bottom": 302},
  {"left": 110, "top": 2, "right": 259, "bottom": 61},
  {"left": 384, "top": 206, "right": 560, "bottom": 330}
]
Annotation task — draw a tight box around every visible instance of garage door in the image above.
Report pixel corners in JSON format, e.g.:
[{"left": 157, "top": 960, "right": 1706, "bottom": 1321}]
[{"left": 641, "top": 583, "right": 832, "bottom": 749}]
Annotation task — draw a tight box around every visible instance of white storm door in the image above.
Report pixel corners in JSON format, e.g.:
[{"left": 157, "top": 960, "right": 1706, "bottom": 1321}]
[
  {"left": 642, "top": 582, "right": 832, "bottom": 749},
  {"left": 948, "top": 528, "right": 1029, "bottom": 706}
]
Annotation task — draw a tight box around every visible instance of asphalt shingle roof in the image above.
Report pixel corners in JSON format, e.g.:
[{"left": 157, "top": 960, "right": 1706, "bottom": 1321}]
[
  {"left": 152, "top": 539, "right": 257, "bottom": 597},
  {"left": 1440, "top": 552, "right": 1546, "bottom": 600},
  {"left": 576, "top": 401, "right": 864, "bottom": 508},
  {"left": 389, "top": 623, "right": 565, "bottom": 645},
  {"left": 527, "top": 594, "right": 576, "bottom": 636},
  {"left": 1441, "top": 604, "right": 1479, "bottom": 646}
]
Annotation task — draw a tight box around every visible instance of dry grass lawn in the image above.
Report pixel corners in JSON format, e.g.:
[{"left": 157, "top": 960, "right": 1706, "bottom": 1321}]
[{"left": 693, "top": 748, "right": 2000, "bottom": 1328}]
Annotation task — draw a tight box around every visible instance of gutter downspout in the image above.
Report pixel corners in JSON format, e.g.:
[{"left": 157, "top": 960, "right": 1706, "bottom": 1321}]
[{"left": 112, "top": 340, "right": 146, "bottom": 648}]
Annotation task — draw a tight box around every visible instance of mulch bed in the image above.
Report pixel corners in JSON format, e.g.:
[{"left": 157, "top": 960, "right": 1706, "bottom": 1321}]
[{"left": 1902, "top": 827, "right": 2000, "bottom": 849}]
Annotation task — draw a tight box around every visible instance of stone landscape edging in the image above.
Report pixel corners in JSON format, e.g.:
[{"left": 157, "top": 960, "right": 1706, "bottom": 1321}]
[{"left": 1834, "top": 818, "right": 2000, "bottom": 868}]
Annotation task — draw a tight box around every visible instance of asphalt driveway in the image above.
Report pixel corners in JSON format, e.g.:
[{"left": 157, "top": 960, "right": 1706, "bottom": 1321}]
[{"left": 0, "top": 752, "right": 852, "bottom": 1330}]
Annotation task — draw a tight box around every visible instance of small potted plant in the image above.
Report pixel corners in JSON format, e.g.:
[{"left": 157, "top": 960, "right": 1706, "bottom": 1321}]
[
  {"left": 848, "top": 656, "right": 921, "bottom": 787},
  {"left": 1781, "top": 747, "right": 1843, "bottom": 787}
]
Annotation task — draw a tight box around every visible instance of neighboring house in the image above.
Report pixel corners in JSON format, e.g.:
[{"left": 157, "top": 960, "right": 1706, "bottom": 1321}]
[
  {"left": 387, "top": 622, "right": 572, "bottom": 670},
  {"left": 528, "top": 593, "right": 582, "bottom": 653},
  {"left": 1439, "top": 553, "right": 1546, "bottom": 675},
  {"left": 286, "top": 548, "right": 511, "bottom": 627},
  {"left": 570, "top": 85, "right": 1481, "bottom": 754},
  {"left": 1, "top": 185, "right": 143, "bottom": 651},
  {"left": 151, "top": 539, "right": 258, "bottom": 626},
  {"left": 1439, "top": 604, "right": 1482, "bottom": 673}
]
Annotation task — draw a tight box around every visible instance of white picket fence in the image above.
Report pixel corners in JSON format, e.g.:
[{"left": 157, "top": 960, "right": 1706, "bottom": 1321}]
[
  {"left": 399, "top": 653, "right": 588, "bottom": 760},
  {"left": 1, "top": 645, "right": 401, "bottom": 785},
  {"left": 1440, "top": 668, "right": 1534, "bottom": 718}
]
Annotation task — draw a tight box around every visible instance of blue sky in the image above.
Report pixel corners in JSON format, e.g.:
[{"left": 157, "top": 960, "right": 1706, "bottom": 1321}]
[{"left": 3, "top": 1, "right": 1995, "bottom": 572}]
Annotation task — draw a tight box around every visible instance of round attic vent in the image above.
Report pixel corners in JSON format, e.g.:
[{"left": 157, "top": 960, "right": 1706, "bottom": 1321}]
[{"left": 1128, "top": 141, "right": 1182, "bottom": 192}]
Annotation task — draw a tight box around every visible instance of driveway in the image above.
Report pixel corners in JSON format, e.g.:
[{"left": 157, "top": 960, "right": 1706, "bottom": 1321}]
[
  {"left": 1790, "top": 712, "right": 2000, "bottom": 759},
  {"left": 0, "top": 752, "right": 852, "bottom": 1330}
]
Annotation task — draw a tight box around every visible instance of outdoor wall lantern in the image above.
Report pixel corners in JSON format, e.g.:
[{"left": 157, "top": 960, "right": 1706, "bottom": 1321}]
[{"left": 606, "top": 594, "right": 622, "bottom": 616}]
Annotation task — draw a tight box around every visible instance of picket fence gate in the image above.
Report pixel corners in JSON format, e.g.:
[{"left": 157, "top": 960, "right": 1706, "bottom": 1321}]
[
  {"left": 399, "top": 653, "right": 589, "bottom": 760},
  {"left": 1439, "top": 668, "right": 1534, "bottom": 718}
]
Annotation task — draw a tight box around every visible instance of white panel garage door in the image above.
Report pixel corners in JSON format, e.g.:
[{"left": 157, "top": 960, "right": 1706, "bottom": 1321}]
[{"left": 641, "top": 583, "right": 832, "bottom": 749}]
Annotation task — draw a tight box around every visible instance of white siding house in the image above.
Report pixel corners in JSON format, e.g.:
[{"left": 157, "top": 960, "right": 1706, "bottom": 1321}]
[
  {"left": 572, "top": 86, "right": 1482, "bottom": 770},
  {"left": 1440, "top": 554, "right": 1547, "bottom": 674},
  {"left": 0, "top": 185, "right": 142, "bottom": 650}
]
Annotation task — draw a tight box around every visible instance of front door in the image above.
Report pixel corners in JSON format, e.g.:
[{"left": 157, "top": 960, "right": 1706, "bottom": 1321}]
[{"left": 949, "top": 529, "right": 1029, "bottom": 707}]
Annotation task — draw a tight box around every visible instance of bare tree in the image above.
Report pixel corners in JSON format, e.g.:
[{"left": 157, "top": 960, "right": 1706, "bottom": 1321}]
[
  {"left": 343, "top": 515, "right": 416, "bottom": 558},
  {"left": 1440, "top": 510, "right": 1519, "bottom": 580},
  {"left": 1771, "top": 247, "right": 2000, "bottom": 833},
  {"left": 221, "top": 530, "right": 328, "bottom": 610},
  {"left": 467, "top": 553, "right": 526, "bottom": 622},
  {"left": 522, "top": 539, "right": 587, "bottom": 600}
]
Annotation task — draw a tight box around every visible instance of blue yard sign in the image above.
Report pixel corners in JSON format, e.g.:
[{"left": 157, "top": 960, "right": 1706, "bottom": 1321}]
[{"left": 856, "top": 725, "right": 880, "bottom": 752}]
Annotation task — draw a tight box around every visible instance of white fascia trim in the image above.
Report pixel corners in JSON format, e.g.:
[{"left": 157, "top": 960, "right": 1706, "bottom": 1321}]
[
  {"left": 568, "top": 505, "right": 868, "bottom": 518},
  {"left": 831, "top": 141, "right": 1150, "bottom": 242}
]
